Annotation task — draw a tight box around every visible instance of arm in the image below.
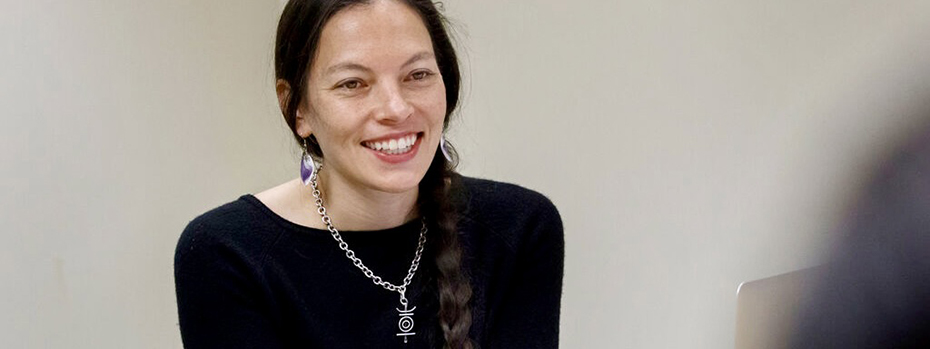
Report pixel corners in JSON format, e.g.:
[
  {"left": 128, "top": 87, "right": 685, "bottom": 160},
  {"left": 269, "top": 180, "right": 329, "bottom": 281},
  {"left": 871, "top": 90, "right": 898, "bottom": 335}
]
[{"left": 174, "top": 221, "right": 287, "bottom": 349}]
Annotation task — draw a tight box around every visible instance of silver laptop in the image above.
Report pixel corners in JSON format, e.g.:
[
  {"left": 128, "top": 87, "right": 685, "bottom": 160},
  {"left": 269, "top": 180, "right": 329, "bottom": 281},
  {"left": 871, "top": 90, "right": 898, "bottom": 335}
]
[{"left": 734, "top": 267, "right": 819, "bottom": 349}]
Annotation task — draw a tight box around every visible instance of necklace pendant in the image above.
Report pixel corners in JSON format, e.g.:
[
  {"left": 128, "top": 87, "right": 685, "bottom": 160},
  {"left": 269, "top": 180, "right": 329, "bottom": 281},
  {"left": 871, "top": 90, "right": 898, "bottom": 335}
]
[{"left": 396, "top": 301, "right": 416, "bottom": 343}]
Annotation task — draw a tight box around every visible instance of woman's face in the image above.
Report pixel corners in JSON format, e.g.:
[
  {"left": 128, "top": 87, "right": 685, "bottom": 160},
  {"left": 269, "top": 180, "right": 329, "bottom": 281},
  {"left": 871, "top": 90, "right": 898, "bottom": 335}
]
[{"left": 299, "top": 0, "right": 446, "bottom": 195}]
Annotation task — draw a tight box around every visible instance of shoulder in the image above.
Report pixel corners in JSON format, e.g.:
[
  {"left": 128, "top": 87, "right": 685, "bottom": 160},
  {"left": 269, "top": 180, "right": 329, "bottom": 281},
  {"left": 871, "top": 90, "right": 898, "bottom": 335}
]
[
  {"left": 460, "top": 176, "right": 561, "bottom": 221},
  {"left": 175, "top": 195, "right": 284, "bottom": 270},
  {"left": 457, "top": 176, "right": 563, "bottom": 248}
]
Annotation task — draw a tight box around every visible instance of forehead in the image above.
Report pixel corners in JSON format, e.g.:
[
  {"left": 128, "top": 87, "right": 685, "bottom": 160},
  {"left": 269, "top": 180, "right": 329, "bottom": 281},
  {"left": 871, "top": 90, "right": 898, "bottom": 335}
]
[{"left": 313, "top": 0, "right": 434, "bottom": 72}]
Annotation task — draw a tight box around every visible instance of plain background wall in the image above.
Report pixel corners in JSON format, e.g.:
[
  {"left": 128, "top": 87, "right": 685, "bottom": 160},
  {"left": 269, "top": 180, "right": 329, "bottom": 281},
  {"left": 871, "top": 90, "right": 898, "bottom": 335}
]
[{"left": 2, "top": 0, "right": 929, "bottom": 347}]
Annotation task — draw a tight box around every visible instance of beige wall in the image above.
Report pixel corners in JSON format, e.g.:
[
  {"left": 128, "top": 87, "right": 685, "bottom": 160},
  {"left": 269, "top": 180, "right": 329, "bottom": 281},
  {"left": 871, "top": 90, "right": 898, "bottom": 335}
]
[{"left": 2, "top": 0, "right": 929, "bottom": 348}]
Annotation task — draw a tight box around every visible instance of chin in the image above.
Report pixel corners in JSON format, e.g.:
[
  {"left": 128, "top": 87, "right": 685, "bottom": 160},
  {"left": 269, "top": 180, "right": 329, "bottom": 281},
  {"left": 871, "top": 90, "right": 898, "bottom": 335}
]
[
  {"left": 368, "top": 171, "right": 425, "bottom": 194},
  {"left": 365, "top": 149, "right": 437, "bottom": 194}
]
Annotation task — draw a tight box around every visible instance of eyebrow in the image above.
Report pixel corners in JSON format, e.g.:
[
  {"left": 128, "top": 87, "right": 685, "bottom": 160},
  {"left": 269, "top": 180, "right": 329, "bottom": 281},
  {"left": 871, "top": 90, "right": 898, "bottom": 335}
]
[
  {"left": 402, "top": 51, "right": 435, "bottom": 68},
  {"left": 323, "top": 51, "right": 435, "bottom": 76}
]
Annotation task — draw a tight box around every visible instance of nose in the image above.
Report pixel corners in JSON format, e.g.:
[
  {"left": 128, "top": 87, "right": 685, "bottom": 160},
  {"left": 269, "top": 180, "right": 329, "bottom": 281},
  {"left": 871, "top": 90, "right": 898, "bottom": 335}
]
[{"left": 373, "top": 83, "right": 414, "bottom": 123}]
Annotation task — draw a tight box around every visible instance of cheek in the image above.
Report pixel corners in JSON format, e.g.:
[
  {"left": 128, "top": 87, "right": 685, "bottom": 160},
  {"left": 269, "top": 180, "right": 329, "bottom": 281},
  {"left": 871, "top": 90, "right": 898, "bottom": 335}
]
[
  {"left": 304, "top": 103, "right": 346, "bottom": 154},
  {"left": 307, "top": 93, "right": 354, "bottom": 135},
  {"left": 424, "top": 85, "right": 447, "bottom": 125}
]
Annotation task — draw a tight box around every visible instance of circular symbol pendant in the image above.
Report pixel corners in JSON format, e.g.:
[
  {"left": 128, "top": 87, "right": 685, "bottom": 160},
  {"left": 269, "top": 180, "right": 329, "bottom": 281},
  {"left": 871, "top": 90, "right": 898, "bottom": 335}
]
[{"left": 396, "top": 302, "right": 417, "bottom": 343}]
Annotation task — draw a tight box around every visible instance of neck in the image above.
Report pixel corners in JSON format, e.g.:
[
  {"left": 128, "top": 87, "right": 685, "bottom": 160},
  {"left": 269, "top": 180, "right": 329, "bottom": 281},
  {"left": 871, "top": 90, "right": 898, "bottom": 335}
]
[{"left": 307, "top": 169, "right": 420, "bottom": 231}]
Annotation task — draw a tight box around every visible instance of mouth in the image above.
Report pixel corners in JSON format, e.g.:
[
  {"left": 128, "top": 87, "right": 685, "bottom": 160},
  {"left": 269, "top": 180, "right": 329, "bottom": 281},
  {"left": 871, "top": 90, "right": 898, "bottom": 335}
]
[{"left": 362, "top": 132, "right": 422, "bottom": 155}]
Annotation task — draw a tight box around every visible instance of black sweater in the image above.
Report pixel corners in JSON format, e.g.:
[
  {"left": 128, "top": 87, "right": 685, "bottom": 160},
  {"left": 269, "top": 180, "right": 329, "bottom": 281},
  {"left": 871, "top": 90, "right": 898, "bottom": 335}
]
[{"left": 174, "top": 177, "right": 564, "bottom": 348}]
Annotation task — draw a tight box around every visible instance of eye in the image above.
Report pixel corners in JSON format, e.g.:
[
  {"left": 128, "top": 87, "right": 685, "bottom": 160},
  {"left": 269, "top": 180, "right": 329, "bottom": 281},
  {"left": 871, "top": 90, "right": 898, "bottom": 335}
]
[
  {"left": 336, "top": 79, "right": 364, "bottom": 90},
  {"left": 409, "top": 70, "right": 434, "bottom": 81}
]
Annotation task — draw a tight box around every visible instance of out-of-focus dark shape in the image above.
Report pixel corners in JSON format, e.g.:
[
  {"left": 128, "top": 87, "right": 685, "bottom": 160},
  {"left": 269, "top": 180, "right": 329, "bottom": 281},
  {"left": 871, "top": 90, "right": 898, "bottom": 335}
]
[{"left": 791, "top": 120, "right": 930, "bottom": 348}]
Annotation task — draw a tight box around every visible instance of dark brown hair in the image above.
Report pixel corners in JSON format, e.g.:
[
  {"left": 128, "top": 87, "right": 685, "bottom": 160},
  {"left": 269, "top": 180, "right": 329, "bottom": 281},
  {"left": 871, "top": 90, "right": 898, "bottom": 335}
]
[{"left": 274, "top": 1, "right": 473, "bottom": 347}]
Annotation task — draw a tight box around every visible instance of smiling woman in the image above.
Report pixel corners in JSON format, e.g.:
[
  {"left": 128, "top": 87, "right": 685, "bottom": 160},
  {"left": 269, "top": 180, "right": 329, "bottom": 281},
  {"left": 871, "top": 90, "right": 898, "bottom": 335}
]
[
  {"left": 173, "top": 1, "right": 564, "bottom": 348},
  {"left": 296, "top": 2, "right": 447, "bottom": 198}
]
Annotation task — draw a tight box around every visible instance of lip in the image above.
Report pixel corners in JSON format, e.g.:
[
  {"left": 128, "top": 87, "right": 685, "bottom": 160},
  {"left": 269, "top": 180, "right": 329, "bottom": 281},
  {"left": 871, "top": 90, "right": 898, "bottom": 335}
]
[{"left": 362, "top": 132, "right": 423, "bottom": 164}]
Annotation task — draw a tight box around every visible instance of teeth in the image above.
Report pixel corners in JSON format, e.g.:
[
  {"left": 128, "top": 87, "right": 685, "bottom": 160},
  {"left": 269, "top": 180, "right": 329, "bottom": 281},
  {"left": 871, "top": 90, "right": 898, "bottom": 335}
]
[{"left": 364, "top": 134, "right": 418, "bottom": 154}]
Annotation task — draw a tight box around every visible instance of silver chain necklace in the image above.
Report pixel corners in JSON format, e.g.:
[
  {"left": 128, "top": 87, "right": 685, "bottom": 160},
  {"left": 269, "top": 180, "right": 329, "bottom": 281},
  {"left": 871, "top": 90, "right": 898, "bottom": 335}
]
[{"left": 308, "top": 168, "right": 427, "bottom": 344}]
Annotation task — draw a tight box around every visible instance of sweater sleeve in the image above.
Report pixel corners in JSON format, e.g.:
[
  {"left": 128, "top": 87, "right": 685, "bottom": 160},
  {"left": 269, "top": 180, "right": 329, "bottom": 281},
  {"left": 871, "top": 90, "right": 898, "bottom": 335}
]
[
  {"left": 174, "top": 219, "right": 287, "bottom": 349},
  {"left": 486, "top": 199, "right": 565, "bottom": 348}
]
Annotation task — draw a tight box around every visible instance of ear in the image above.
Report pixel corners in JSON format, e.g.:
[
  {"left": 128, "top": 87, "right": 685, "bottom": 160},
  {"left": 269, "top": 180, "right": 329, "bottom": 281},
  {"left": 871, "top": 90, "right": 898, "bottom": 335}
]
[
  {"left": 275, "top": 79, "right": 292, "bottom": 113},
  {"left": 277, "top": 79, "right": 313, "bottom": 138}
]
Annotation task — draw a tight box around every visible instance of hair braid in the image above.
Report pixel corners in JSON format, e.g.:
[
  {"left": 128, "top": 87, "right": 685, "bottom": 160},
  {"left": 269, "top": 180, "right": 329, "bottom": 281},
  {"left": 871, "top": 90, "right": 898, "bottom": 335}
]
[{"left": 419, "top": 149, "right": 474, "bottom": 349}]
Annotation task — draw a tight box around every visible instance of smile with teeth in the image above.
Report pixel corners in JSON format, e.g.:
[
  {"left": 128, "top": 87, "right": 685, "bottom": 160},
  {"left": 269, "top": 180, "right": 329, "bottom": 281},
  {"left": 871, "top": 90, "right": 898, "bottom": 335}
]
[{"left": 363, "top": 133, "right": 419, "bottom": 155}]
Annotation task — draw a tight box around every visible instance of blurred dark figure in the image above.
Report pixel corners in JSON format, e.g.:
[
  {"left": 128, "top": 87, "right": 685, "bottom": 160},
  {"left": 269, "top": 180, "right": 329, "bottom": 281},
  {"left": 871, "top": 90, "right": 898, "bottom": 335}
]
[{"left": 792, "top": 121, "right": 930, "bottom": 348}]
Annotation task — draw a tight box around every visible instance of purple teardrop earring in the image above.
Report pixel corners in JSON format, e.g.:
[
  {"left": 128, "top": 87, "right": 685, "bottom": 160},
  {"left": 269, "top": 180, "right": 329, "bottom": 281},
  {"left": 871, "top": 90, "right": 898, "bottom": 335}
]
[
  {"left": 440, "top": 136, "right": 453, "bottom": 162},
  {"left": 300, "top": 138, "right": 317, "bottom": 185}
]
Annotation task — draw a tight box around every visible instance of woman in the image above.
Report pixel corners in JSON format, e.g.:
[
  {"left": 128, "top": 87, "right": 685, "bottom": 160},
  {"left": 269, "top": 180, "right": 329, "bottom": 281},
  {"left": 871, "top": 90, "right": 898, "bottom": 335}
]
[{"left": 174, "top": 0, "right": 564, "bottom": 348}]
